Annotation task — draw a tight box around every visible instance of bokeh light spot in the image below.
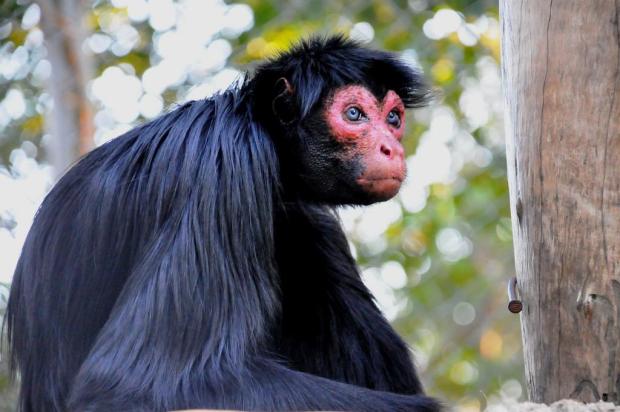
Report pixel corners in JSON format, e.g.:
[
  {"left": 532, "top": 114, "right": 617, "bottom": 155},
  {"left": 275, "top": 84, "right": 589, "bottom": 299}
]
[{"left": 480, "top": 329, "right": 503, "bottom": 359}]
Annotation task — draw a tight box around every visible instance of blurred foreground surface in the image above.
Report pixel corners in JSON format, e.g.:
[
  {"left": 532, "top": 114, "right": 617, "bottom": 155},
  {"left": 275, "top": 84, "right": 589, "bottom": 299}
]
[
  {"left": 494, "top": 401, "right": 617, "bottom": 412},
  {"left": 0, "top": 0, "right": 521, "bottom": 410},
  {"left": 176, "top": 401, "right": 620, "bottom": 412}
]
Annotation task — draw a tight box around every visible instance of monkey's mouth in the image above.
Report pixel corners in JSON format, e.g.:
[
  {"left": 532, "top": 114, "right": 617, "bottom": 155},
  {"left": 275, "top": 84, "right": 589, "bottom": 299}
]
[{"left": 356, "top": 176, "right": 403, "bottom": 199}]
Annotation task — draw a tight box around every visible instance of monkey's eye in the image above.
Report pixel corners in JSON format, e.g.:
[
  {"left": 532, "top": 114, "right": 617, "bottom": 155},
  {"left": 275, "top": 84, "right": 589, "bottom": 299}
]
[
  {"left": 345, "top": 107, "right": 363, "bottom": 121},
  {"left": 387, "top": 110, "right": 401, "bottom": 128}
]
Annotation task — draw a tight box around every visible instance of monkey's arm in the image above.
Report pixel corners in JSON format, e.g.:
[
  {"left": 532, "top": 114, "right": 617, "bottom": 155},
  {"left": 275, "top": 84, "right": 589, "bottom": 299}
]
[{"left": 275, "top": 204, "right": 425, "bottom": 395}]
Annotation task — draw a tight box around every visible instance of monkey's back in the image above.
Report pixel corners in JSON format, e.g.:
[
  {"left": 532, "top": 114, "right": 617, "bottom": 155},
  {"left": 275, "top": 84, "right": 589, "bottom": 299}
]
[{"left": 6, "top": 89, "right": 278, "bottom": 412}]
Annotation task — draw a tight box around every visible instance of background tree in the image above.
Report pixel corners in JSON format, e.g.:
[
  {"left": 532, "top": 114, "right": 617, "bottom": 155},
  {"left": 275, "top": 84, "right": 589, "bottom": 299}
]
[
  {"left": 37, "top": 0, "right": 94, "bottom": 177},
  {"left": 0, "top": 0, "right": 520, "bottom": 410}
]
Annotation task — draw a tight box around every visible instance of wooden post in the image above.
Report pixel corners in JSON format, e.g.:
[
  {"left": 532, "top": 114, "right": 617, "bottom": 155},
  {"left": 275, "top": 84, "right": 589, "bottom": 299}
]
[{"left": 501, "top": 0, "right": 620, "bottom": 404}]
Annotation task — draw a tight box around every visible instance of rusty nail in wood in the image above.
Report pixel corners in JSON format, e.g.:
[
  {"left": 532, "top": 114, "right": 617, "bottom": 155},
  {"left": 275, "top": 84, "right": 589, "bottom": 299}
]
[{"left": 507, "top": 276, "right": 522, "bottom": 313}]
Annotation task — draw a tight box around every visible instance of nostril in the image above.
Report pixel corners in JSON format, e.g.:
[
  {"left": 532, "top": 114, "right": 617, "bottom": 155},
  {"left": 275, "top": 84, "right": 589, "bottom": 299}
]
[{"left": 380, "top": 144, "right": 392, "bottom": 158}]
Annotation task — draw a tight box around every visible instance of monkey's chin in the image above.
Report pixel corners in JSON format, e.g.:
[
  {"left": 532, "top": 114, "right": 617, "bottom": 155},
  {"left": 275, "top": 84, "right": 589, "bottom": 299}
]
[{"left": 357, "top": 177, "right": 402, "bottom": 202}]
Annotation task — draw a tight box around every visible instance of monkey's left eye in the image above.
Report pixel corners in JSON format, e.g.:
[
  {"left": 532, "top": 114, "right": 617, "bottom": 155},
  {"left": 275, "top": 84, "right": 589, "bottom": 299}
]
[
  {"left": 345, "top": 107, "right": 363, "bottom": 121},
  {"left": 387, "top": 110, "right": 401, "bottom": 128}
]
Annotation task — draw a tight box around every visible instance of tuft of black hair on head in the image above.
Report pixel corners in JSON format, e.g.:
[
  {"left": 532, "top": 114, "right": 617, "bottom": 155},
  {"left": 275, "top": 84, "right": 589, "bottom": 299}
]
[{"left": 249, "top": 34, "right": 433, "bottom": 123}]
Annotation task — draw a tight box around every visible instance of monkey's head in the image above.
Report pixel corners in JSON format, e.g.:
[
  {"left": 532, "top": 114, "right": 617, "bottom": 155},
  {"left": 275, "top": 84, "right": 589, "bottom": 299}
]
[{"left": 251, "top": 36, "right": 432, "bottom": 205}]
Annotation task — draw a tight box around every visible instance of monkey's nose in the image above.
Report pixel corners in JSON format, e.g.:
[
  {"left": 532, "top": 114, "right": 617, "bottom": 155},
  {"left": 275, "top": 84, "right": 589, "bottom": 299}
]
[
  {"left": 380, "top": 144, "right": 392, "bottom": 157},
  {"left": 379, "top": 142, "right": 403, "bottom": 159}
]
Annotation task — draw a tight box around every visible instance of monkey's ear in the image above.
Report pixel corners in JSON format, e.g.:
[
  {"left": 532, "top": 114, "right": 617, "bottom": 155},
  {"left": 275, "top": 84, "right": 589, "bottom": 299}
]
[{"left": 272, "top": 77, "right": 298, "bottom": 125}]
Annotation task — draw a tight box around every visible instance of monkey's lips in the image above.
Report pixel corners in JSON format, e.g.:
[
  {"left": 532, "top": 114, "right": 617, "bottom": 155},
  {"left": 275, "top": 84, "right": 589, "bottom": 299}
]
[{"left": 356, "top": 175, "right": 404, "bottom": 199}]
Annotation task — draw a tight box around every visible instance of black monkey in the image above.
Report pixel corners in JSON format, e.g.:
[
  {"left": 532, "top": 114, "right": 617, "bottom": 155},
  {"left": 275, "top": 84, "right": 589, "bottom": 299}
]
[{"left": 6, "top": 35, "right": 440, "bottom": 412}]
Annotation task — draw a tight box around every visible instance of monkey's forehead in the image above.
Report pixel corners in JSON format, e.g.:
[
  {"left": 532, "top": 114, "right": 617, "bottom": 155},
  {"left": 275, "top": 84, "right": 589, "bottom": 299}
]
[{"left": 326, "top": 85, "right": 405, "bottom": 110}]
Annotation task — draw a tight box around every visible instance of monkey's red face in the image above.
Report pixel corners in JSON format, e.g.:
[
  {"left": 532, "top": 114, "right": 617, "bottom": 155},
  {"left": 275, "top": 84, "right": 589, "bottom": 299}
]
[{"left": 325, "top": 85, "right": 407, "bottom": 201}]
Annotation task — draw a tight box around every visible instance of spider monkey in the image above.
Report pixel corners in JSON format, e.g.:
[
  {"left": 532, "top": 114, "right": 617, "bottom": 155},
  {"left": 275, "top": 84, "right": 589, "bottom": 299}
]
[{"left": 6, "top": 35, "right": 440, "bottom": 412}]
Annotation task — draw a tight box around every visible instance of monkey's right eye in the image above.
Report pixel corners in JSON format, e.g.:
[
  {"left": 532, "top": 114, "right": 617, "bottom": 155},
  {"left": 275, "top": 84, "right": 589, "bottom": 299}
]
[{"left": 345, "top": 107, "right": 363, "bottom": 121}]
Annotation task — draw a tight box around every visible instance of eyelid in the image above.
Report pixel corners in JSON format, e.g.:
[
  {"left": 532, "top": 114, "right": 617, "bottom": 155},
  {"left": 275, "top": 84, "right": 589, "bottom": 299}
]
[{"left": 346, "top": 105, "right": 364, "bottom": 114}]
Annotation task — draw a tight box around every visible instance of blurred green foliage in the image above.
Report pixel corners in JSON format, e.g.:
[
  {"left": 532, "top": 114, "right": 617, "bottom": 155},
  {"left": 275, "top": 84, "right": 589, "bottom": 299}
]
[{"left": 0, "top": 0, "right": 522, "bottom": 410}]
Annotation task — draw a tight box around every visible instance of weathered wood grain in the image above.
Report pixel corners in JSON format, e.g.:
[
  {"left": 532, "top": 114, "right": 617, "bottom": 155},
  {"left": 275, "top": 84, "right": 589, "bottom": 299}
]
[{"left": 501, "top": 0, "right": 620, "bottom": 404}]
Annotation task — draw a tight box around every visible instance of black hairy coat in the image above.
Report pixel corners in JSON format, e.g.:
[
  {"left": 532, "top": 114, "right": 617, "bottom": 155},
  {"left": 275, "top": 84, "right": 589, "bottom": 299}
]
[{"left": 6, "top": 35, "right": 440, "bottom": 412}]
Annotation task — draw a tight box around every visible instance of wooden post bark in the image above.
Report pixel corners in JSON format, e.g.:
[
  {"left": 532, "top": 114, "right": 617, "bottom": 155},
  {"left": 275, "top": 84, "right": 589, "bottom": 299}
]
[{"left": 501, "top": 0, "right": 620, "bottom": 404}]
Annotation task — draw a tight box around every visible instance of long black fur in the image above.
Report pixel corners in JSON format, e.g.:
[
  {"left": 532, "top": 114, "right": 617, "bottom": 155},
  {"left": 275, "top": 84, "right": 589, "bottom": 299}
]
[{"left": 6, "top": 35, "right": 439, "bottom": 412}]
